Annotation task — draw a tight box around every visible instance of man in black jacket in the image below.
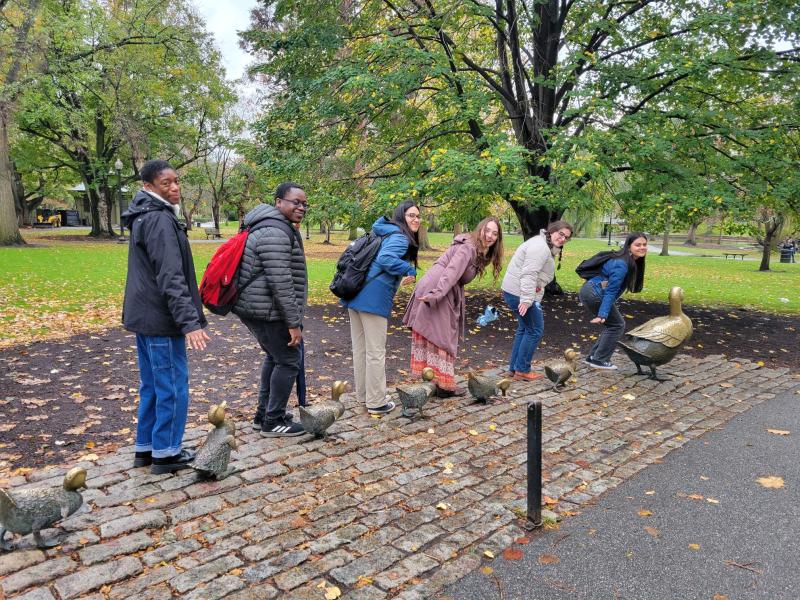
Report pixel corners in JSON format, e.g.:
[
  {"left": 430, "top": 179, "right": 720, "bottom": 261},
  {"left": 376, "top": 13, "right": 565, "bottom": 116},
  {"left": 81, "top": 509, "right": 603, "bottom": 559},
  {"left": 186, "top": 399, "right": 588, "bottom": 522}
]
[
  {"left": 122, "top": 160, "right": 210, "bottom": 474},
  {"left": 233, "top": 182, "right": 308, "bottom": 437}
]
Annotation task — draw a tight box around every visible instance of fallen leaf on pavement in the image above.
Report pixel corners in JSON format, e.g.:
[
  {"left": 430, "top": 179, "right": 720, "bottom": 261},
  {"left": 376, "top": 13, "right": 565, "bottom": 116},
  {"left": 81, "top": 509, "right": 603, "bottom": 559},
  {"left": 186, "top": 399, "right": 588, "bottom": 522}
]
[
  {"left": 483, "top": 550, "right": 495, "bottom": 559},
  {"left": 324, "top": 586, "right": 342, "bottom": 600},
  {"left": 713, "top": 595, "right": 729, "bottom": 600},
  {"left": 644, "top": 526, "right": 660, "bottom": 538},
  {"left": 756, "top": 476, "right": 784, "bottom": 489},
  {"left": 503, "top": 548, "right": 523, "bottom": 560},
  {"left": 688, "top": 543, "right": 701, "bottom": 550},
  {"left": 638, "top": 509, "right": 653, "bottom": 517},
  {"left": 766, "top": 429, "right": 790, "bottom": 436},
  {"left": 514, "top": 537, "right": 531, "bottom": 545},
  {"left": 706, "top": 498, "right": 719, "bottom": 504},
  {"left": 480, "top": 566, "right": 494, "bottom": 575},
  {"left": 538, "top": 554, "right": 560, "bottom": 565}
]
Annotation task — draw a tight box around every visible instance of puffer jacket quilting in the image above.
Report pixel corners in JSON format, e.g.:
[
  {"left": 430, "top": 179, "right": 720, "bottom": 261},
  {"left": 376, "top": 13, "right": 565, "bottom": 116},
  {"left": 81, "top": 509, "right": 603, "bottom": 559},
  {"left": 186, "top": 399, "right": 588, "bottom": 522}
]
[{"left": 232, "top": 204, "right": 307, "bottom": 327}]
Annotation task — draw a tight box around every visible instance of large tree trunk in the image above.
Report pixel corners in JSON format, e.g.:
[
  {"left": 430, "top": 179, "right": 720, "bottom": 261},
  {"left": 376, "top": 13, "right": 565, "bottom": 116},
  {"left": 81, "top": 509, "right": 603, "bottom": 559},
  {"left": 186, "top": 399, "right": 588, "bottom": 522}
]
[
  {"left": 323, "top": 221, "right": 332, "bottom": 244},
  {"left": 660, "top": 211, "right": 671, "bottom": 256},
  {"left": 211, "top": 195, "right": 220, "bottom": 230},
  {"left": 103, "top": 184, "right": 116, "bottom": 236},
  {"left": 348, "top": 224, "right": 358, "bottom": 240},
  {"left": 417, "top": 220, "right": 432, "bottom": 250},
  {"left": 453, "top": 223, "right": 462, "bottom": 236},
  {"left": 684, "top": 221, "right": 699, "bottom": 246},
  {"left": 0, "top": 108, "right": 25, "bottom": 245},
  {"left": 87, "top": 186, "right": 104, "bottom": 236},
  {"left": 759, "top": 214, "right": 783, "bottom": 272}
]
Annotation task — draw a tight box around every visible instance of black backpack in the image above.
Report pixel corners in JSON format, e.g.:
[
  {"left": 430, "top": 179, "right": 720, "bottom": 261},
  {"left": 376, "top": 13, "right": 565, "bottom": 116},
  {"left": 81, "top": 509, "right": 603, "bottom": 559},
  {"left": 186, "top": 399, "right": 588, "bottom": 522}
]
[
  {"left": 330, "top": 231, "right": 399, "bottom": 300},
  {"left": 575, "top": 250, "right": 616, "bottom": 280}
]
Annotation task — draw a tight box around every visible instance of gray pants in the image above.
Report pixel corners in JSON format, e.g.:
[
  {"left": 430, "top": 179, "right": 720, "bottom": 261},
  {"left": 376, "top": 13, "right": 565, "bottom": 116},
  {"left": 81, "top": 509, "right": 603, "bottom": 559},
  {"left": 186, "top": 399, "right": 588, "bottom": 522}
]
[{"left": 578, "top": 282, "right": 625, "bottom": 362}]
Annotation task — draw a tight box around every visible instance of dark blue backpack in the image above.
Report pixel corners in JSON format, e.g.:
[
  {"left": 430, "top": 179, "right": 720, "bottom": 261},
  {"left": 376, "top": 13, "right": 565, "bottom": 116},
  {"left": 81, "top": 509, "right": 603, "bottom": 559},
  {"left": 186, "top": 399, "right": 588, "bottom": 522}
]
[
  {"left": 329, "top": 231, "right": 397, "bottom": 300},
  {"left": 575, "top": 251, "right": 616, "bottom": 280}
]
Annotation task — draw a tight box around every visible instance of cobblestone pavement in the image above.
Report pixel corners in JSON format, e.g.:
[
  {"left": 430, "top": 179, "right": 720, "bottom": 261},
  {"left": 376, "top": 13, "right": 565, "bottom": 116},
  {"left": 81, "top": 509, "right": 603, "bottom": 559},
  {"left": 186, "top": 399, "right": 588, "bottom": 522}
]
[{"left": 1, "top": 355, "right": 797, "bottom": 600}]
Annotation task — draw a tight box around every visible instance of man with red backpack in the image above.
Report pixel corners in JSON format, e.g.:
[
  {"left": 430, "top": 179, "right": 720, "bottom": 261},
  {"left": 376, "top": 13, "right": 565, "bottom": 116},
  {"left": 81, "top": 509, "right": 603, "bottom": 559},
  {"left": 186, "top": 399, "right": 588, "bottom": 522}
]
[{"left": 232, "top": 182, "right": 308, "bottom": 436}]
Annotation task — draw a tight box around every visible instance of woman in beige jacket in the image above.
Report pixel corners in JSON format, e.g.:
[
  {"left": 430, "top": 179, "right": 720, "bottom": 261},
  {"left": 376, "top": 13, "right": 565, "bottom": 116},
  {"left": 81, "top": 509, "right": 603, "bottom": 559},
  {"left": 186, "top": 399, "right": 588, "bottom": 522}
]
[{"left": 501, "top": 220, "right": 573, "bottom": 380}]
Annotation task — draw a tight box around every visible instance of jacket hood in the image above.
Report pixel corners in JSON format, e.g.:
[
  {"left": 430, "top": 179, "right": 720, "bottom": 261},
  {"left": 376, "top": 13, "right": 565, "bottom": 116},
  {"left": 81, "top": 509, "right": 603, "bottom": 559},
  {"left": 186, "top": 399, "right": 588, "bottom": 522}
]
[
  {"left": 371, "top": 216, "right": 401, "bottom": 237},
  {"left": 121, "top": 190, "right": 173, "bottom": 228},
  {"left": 243, "top": 203, "right": 286, "bottom": 227},
  {"left": 453, "top": 233, "right": 471, "bottom": 245}
]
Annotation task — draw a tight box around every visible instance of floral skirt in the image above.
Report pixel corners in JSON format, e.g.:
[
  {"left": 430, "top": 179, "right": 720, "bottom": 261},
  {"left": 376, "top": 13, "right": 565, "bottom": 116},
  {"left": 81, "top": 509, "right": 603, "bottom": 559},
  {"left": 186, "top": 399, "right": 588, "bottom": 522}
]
[{"left": 410, "top": 331, "right": 456, "bottom": 391}]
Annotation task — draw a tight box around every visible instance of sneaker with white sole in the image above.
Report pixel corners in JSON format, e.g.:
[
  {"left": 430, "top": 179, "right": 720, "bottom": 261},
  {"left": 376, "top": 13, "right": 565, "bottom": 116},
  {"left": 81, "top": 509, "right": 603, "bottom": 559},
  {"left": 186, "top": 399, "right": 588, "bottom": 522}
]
[
  {"left": 261, "top": 421, "right": 306, "bottom": 437},
  {"left": 367, "top": 401, "right": 396, "bottom": 415},
  {"left": 585, "top": 356, "right": 618, "bottom": 370}
]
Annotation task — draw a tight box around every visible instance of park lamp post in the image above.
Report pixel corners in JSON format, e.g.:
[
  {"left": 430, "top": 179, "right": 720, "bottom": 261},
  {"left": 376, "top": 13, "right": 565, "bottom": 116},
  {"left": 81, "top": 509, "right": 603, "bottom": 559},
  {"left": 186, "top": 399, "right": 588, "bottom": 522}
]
[{"left": 114, "top": 159, "right": 124, "bottom": 242}]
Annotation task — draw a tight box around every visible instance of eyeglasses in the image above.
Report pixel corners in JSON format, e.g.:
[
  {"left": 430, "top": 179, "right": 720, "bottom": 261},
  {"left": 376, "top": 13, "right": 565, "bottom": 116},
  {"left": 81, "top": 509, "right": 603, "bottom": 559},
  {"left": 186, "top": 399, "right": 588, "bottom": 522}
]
[
  {"left": 553, "top": 231, "right": 571, "bottom": 242},
  {"left": 406, "top": 213, "right": 421, "bottom": 221},
  {"left": 279, "top": 197, "right": 309, "bottom": 209}
]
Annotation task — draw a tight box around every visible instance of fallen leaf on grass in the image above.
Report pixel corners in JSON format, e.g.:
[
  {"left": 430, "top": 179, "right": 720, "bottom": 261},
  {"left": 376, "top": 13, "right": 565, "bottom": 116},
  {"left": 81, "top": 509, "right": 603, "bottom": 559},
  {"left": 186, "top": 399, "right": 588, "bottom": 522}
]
[
  {"left": 503, "top": 548, "right": 523, "bottom": 560},
  {"left": 538, "top": 554, "right": 560, "bottom": 565},
  {"left": 766, "top": 429, "right": 790, "bottom": 436},
  {"left": 756, "top": 476, "right": 784, "bottom": 489}
]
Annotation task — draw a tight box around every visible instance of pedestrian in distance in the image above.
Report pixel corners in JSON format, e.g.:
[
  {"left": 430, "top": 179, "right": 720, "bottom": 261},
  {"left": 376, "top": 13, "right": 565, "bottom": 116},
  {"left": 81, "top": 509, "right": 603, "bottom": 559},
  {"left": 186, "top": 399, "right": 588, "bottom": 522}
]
[
  {"left": 403, "top": 217, "right": 504, "bottom": 397},
  {"left": 579, "top": 232, "right": 648, "bottom": 370},
  {"left": 342, "top": 200, "right": 420, "bottom": 415},
  {"left": 232, "top": 182, "right": 308, "bottom": 437},
  {"left": 501, "top": 220, "right": 573, "bottom": 381},
  {"left": 122, "top": 159, "right": 210, "bottom": 474}
]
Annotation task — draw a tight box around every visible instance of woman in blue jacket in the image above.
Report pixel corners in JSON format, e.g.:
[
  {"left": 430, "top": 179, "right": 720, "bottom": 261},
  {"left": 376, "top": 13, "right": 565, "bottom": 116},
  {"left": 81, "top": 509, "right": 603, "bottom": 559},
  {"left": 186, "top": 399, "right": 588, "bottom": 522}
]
[
  {"left": 579, "top": 232, "right": 648, "bottom": 370},
  {"left": 343, "top": 201, "right": 420, "bottom": 414}
]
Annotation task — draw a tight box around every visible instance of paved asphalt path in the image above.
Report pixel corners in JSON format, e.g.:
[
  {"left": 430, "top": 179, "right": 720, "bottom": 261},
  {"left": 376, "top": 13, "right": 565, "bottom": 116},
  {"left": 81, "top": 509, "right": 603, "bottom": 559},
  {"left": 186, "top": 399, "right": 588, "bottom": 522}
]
[{"left": 444, "top": 390, "right": 800, "bottom": 600}]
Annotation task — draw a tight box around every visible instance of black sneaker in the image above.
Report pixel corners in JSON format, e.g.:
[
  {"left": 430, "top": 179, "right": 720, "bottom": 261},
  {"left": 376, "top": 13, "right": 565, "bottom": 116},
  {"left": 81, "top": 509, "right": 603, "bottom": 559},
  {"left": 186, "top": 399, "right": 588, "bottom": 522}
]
[
  {"left": 133, "top": 451, "right": 152, "bottom": 468},
  {"left": 585, "top": 357, "right": 618, "bottom": 370},
  {"left": 367, "top": 401, "right": 396, "bottom": 415},
  {"left": 261, "top": 421, "right": 306, "bottom": 437},
  {"left": 252, "top": 418, "right": 263, "bottom": 432},
  {"left": 150, "top": 449, "right": 195, "bottom": 475}
]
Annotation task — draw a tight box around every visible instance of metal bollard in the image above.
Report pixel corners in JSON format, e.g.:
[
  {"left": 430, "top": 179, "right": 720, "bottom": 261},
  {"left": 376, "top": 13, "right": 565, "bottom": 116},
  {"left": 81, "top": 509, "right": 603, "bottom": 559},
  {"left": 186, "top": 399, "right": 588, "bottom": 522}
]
[{"left": 525, "top": 400, "right": 543, "bottom": 529}]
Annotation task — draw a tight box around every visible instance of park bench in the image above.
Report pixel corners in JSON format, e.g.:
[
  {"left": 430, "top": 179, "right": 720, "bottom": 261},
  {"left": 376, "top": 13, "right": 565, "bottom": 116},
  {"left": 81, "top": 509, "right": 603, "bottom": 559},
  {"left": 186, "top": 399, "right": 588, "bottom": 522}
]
[
  {"left": 723, "top": 252, "right": 747, "bottom": 260},
  {"left": 203, "top": 227, "right": 222, "bottom": 240}
]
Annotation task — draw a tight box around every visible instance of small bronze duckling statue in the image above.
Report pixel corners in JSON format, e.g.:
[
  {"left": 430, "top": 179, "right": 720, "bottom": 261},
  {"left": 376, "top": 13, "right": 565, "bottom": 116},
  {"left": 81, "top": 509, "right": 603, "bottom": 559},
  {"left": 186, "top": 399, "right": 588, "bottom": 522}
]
[
  {"left": 193, "top": 402, "right": 237, "bottom": 479},
  {"left": 0, "top": 466, "right": 87, "bottom": 550},
  {"left": 299, "top": 380, "right": 348, "bottom": 438},
  {"left": 617, "top": 286, "right": 693, "bottom": 381},
  {"left": 467, "top": 372, "right": 513, "bottom": 403},
  {"left": 544, "top": 348, "right": 579, "bottom": 392},
  {"left": 396, "top": 368, "right": 436, "bottom": 419}
]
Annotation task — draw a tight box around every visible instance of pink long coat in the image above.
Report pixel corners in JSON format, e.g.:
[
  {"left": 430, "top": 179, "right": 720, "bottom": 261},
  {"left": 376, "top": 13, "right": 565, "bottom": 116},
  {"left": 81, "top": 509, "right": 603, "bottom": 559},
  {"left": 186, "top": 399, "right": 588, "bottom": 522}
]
[{"left": 402, "top": 235, "right": 478, "bottom": 356}]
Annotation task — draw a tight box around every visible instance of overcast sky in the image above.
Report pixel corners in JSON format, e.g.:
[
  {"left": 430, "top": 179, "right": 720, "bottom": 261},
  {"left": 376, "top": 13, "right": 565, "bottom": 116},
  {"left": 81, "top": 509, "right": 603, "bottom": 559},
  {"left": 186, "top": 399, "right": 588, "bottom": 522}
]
[{"left": 192, "top": 0, "right": 258, "bottom": 81}]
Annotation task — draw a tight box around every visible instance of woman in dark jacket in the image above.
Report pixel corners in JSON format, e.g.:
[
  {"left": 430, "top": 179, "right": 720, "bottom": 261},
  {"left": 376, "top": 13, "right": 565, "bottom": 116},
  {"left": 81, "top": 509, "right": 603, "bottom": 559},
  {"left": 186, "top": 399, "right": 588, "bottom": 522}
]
[
  {"left": 579, "top": 232, "right": 648, "bottom": 370},
  {"left": 342, "top": 201, "right": 420, "bottom": 414}
]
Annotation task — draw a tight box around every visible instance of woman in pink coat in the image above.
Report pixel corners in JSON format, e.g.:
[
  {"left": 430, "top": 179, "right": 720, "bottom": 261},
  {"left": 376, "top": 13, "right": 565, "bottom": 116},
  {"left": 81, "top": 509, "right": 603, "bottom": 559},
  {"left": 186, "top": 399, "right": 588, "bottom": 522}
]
[{"left": 403, "top": 217, "right": 504, "bottom": 397}]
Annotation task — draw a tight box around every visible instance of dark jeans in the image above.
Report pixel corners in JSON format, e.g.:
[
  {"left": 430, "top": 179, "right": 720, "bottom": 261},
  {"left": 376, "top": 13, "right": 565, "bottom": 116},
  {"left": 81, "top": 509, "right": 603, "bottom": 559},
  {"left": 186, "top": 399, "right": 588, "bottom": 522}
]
[
  {"left": 578, "top": 281, "right": 625, "bottom": 362},
  {"left": 134, "top": 334, "right": 189, "bottom": 458},
  {"left": 503, "top": 291, "right": 544, "bottom": 374},
  {"left": 241, "top": 318, "right": 302, "bottom": 426}
]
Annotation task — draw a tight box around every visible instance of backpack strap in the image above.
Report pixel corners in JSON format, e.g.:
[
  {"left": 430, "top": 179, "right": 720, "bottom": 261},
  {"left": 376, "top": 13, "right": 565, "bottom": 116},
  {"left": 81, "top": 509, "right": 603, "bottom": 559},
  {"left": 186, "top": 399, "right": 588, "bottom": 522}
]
[{"left": 359, "top": 231, "right": 408, "bottom": 290}]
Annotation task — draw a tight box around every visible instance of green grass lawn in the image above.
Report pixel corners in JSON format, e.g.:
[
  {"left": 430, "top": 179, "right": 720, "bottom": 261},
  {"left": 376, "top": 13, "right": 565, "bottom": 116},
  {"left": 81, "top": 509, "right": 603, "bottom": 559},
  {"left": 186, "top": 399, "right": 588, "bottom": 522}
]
[{"left": 1, "top": 230, "right": 796, "bottom": 345}]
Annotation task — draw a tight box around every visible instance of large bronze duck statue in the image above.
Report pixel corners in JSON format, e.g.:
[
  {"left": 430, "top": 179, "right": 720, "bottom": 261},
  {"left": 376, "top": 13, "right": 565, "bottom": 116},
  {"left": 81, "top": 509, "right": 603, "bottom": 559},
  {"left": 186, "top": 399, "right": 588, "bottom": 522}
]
[
  {"left": 0, "top": 466, "right": 87, "bottom": 549},
  {"left": 299, "top": 380, "right": 347, "bottom": 438},
  {"left": 396, "top": 368, "right": 436, "bottom": 419},
  {"left": 617, "top": 286, "right": 693, "bottom": 380},
  {"left": 544, "top": 348, "right": 579, "bottom": 392},
  {"left": 467, "top": 372, "right": 513, "bottom": 403},
  {"left": 193, "top": 402, "right": 237, "bottom": 479}
]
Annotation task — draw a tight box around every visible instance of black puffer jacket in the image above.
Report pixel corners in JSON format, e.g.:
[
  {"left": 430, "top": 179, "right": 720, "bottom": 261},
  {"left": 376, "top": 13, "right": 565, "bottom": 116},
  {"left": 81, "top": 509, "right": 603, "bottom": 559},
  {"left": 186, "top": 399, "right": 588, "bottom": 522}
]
[
  {"left": 232, "top": 204, "right": 307, "bottom": 327},
  {"left": 121, "top": 191, "right": 207, "bottom": 336}
]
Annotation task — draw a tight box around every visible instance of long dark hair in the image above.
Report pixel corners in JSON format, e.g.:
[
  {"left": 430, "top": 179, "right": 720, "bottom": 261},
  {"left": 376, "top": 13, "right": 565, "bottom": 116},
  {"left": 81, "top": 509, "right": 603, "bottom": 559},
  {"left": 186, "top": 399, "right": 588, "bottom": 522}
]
[
  {"left": 543, "top": 220, "right": 573, "bottom": 271},
  {"left": 470, "top": 217, "right": 504, "bottom": 281},
  {"left": 390, "top": 200, "right": 420, "bottom": 266},
  {"left": 612, "top": 232, "right": 647, "bottom": 293}
]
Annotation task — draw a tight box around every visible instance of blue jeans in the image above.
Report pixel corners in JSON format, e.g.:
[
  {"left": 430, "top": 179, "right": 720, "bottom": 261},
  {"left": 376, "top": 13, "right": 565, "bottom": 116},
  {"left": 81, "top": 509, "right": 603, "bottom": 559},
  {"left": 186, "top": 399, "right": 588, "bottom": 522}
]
[
  {"left": 578, "top": 281, "right": 625, "bottom": 362},
  {"left": 503, "top": 291, "right": 544, "bottom": 374},
  {"left": 134, "top": 334, "right": 189, "bottom": 458}
]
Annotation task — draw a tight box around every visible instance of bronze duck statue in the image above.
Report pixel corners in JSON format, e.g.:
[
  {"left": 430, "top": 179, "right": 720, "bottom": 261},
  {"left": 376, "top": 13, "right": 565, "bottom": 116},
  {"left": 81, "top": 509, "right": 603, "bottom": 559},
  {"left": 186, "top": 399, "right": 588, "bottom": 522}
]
[
  {"left": 617, "top": 286, "right": 693, "bottom": 380},
  {"left": 544, "top": 348, "right": 579, "bottom": 392},
  {"left": 396, "top": 368, "right": 436, "bottom": 419},
  {"left": 467, "top": 372, "right": 513, "bottom": 403},
  {"left": 0, "top": 466, "right": 87, "bottom": 549},
  {"left": 193, "top": 402, "right": 237, "bottom": 479},
  {"left": 299, "top": 380, "right": 347, "bottom": 438}
]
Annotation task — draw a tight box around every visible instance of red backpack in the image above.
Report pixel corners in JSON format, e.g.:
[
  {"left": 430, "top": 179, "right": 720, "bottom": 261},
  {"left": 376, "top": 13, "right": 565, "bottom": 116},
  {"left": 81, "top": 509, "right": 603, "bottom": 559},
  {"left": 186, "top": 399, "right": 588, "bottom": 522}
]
[{"left": 199, "top": 218, "right": 298, "bottom": 316}]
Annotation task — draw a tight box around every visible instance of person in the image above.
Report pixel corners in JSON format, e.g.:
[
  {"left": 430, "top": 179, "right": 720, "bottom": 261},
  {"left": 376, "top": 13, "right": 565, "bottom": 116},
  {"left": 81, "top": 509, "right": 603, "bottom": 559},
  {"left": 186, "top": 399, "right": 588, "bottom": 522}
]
[
  {"left": 122, "top": 159, "right": 210, "bottom": 474},
  {"left": 403, "top": 217, "right": 504, "bottom": 397},
  {"left": 342, "top": 200, "right": 419, "bottom": 414},
  {"left": 579, "top": 232, "right": 648, "bottom": 370},
  {"left": 232, "top": 182, "right": 308, "bottom": 436},
  {"left": 501, "top": 221, "right": 573, "bottom": 381}
]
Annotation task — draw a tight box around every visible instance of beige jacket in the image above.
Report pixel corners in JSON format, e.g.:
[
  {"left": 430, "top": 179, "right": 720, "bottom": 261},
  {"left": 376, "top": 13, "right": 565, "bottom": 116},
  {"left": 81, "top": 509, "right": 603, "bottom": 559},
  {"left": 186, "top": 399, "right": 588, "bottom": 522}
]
[{"left": 501, "top": 232, "right": 559, "bottom": 304}]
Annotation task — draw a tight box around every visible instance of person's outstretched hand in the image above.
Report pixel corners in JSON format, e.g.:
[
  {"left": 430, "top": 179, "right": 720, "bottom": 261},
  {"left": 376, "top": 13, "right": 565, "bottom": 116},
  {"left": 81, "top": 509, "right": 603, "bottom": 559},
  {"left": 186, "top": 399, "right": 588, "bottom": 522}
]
[{"left": 186, "top": 329, "right": 210, "bottom": 350}]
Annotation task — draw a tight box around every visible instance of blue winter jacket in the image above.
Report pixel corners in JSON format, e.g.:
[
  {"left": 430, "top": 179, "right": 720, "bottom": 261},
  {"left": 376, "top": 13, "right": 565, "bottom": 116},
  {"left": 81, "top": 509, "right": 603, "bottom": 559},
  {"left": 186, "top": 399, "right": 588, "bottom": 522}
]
[
  {"left": 588, "top": 258, "right": 629, "bottom": 319},
  {"left": 341, "top": 217, "right": 416, "bottom": 318}
]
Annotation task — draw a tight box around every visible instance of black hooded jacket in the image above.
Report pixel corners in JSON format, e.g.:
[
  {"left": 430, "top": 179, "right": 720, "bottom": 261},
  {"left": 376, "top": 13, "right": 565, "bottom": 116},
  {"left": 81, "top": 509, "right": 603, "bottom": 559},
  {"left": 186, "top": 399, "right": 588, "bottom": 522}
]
[{"left": 121, "top": 190, "right": 207, "bottom": 336}]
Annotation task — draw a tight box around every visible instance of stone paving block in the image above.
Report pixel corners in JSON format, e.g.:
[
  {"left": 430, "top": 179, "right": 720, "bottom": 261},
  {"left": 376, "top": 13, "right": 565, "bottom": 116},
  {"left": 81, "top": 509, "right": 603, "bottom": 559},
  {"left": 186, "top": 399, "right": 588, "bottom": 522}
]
[
  {"left": 307, "top": 494, "right": 359, "bottom": 521},
  {"left": 169, "top": 554, "right": 243, "bottom": 594},
  {"left": 141, "top": 538, "right": 202, "bottom": 567},
  {"left": 183, "top": 475, "right": 242, "bottom": 499},
  {"left": 10, "top": 588, "right": 57, "bottom": 600},
  {"left": 53, "top": 556, "right": 142, "bottom": 599},
  {"left": 243, "top": 549, "right": 310, "bottom": 583},
  {"left": 373, "top": 553, "right": 440, "bottom": 590},
  {"left": 182, "top": 574, "right": 246, "bottom": 600},
  {"left": 329, "top": 547, "right": 406, "bottom": 585},
  {"left": 392, "top": 523, "right": 444, "bottom": 552},
  {"left": 61, "top": 505, "right": 132, "bottom": 531},
  {"left": 79, "top": 531, "right": 154, "bottom": 565},
  {"left": 241, "top": 463, "right": 290, "bottom": 481},
  {"left": 0, "top": 548, "right": 45, "bottom": 577},
  {"left": 167, "top": 495, "right": 225, "bottom": 523},
  {"left": 343, "top": 584, "right": 389, "bottom": 599},
  {"left": 99, "top": 509, "right": 167, "bottom": 538},
  {"left": 308, "top": 523, "right": 369, "bottom": 554},
  {"left": 132, "top": 488, "right": 187, "bottom": 511},
  {"left": 109, "top": 565, "right": 179, "bottom": 599},
  {"left": 92, "top": 484, "right": 160, "bottom": 508},
  {"left": 1, "top": 556, "right": 76, "bottom": 595},
  {"left": 273, "top": 549, "right": 353, "bottom": 591},
  {"left": 224, "top": 582, "right": 280, "bottom": 599}
]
